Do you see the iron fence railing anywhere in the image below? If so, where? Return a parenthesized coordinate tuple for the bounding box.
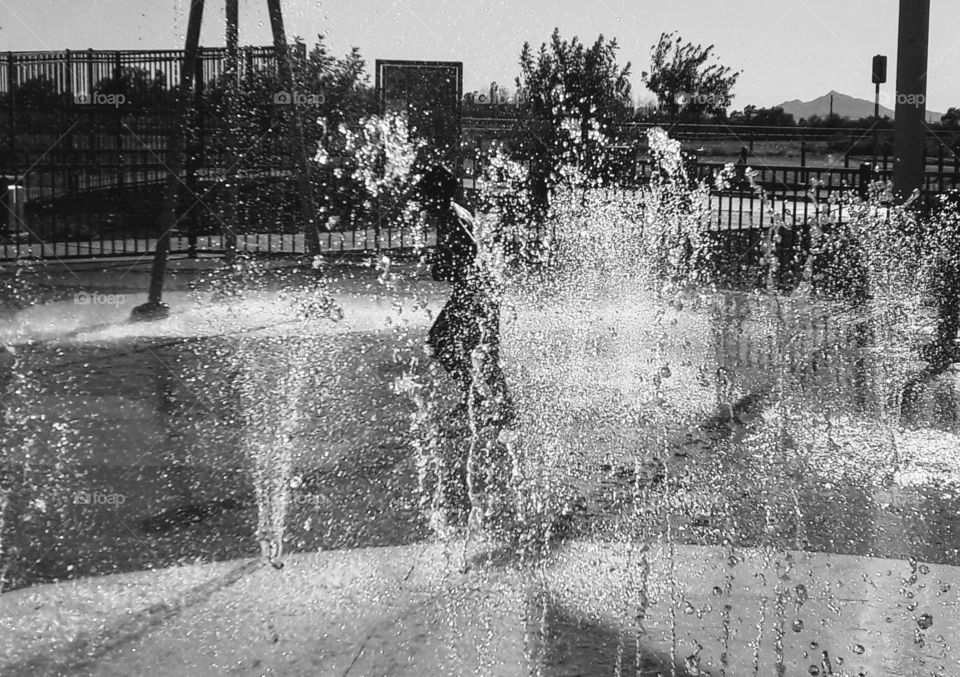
(4, 50, 960, 271)
(5, 148, 960, 263)
(1, 47, 284, 98)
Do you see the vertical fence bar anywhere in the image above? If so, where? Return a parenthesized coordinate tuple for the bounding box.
(6, 53, 14, 154)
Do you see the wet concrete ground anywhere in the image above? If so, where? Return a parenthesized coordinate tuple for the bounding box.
(3, 540, 958, 676)
(2, 264, 960, 675)
(3, 287, 959, 590)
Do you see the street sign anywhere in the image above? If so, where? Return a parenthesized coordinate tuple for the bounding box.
(872, 55, 888, 84)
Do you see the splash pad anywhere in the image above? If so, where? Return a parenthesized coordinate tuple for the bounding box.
(2, 129, 960, 675)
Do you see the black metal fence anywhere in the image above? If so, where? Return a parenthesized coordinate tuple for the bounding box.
(4, 48, 960, 269)
(1, 47, 286, 99)
(4, 139, 960, 263)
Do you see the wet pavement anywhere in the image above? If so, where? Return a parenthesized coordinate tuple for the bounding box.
(3, 540, 958, 676)
(2, 268, 960, 675)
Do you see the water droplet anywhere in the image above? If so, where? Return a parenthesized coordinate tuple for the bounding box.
(792, 619, 804, 632)
(853, 644, 865, 655)
(917, 613, 933, 630)
(808, 666, 820, 675)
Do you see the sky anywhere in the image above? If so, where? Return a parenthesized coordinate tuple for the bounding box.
(3, 0, 960, 112)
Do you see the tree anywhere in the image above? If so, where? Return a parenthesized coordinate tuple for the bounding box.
(642, 32, 740, 122)
(941, 107, 960, 128)
(10, 76, 71, 109)
(94, 67, 177, 108)
(729, 105, 796, 127)
(297, 36, 375, 134)
(200, 35, 375, 236)
(513, 28, 633, 211)
(206, 35, 373, 162)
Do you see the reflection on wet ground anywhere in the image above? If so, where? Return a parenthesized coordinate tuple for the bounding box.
(2, 332, 430, 589)
(527, 593, 697, 676)
(2, 292, 958, 593)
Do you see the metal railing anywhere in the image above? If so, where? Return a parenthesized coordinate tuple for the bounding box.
(1, 47, 285, 98)
(4, 50, 960, 267)
(5, 149, 960, 263)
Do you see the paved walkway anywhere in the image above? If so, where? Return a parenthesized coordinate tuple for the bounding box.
(1, 539, 957, 676)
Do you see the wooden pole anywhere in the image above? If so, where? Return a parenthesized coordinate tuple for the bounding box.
(131, 0, 205, 320)
(266, 0, 322, 254)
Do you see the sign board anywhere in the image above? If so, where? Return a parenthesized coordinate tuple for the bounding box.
(872, 55, 888, 84)
(375, 60, 463, 165)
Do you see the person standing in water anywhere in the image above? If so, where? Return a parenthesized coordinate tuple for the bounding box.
(416, 164, 516, 526)
(418, 164, 515, 424)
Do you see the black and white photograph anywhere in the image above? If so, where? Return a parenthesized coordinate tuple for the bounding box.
(1, 1, 959, 674)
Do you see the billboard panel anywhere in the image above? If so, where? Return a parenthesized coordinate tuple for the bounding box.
(375, 60, 463, 166)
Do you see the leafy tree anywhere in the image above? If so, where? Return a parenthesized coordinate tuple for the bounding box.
(729, 105, 796, 127)
(94, 67, 176, 108)
(296, 37, 375, 133)
(194, 36, 374, 237)
(513, 28, 633, 211)
(642, 32, 740, 122)
(10, 76, 71, 109)
(206, 35, 373, 163)
(941, 107, 960, 128)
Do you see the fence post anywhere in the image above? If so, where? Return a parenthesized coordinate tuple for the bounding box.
(115, 51, 125, 192)
(85, 48, 94, 95)
(954, 141, 959, 184)
(6, 52, 14, 155)
(244, 47, 254, 89)
(6, 183, 26, 237)
(938, 144, 945, 191)
(64, 49, 72, 98)
(63, 49, 78, 196)
(186, 52, 205, 258)
(858, 162, 873, 199)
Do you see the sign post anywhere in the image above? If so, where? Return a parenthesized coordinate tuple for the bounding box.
(872, 54, 887, 166)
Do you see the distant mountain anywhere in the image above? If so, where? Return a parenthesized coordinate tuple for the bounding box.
(775, 90, 942, 123)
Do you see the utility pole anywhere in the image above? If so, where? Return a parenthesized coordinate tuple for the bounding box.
(872, 55, 887, 167)
(892, 0, 929, 200)
(890, 0, 958, 372)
